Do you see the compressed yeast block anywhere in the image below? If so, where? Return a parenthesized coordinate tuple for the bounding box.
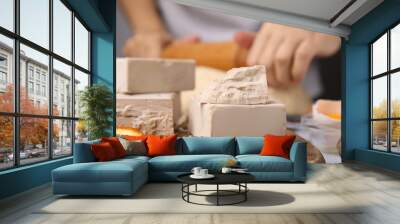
(189, 101, 286, 137)
(116, 93, 181, 135)
(117, 58, 195, 94)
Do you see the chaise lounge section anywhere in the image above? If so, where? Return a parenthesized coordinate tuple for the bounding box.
(52, 137, 307, 196)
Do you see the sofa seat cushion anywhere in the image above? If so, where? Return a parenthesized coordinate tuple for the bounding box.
(53, 159, 147, 183)
(117, 155, 150, 163)
(236, 155, 293, 172)
(149, 154, 235, 172)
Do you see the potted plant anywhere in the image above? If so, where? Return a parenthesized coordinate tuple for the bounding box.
(79, 84, 113, 140)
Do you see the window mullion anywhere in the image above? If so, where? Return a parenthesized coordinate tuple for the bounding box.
(71, 10, 76, 155)
(48, 0, 54, 160)
(13, 0, 20, 167)
(388, 30, 391, 153)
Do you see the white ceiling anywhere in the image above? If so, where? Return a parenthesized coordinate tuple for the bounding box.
(225, 0, 352, 21)
(173, 0, 384, 38)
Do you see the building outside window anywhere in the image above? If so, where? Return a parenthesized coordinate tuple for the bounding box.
(0, 0, 91, 170)
(370, 22, 400, 154)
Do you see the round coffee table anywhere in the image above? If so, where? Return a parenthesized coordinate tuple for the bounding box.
(177, 173, 255, 206)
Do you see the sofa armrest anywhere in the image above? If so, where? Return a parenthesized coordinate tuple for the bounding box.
(289, 141, 307, 181)
(73, 141, 98, 163)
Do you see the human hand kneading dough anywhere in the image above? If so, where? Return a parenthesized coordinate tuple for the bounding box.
(235, 23, 341, 88)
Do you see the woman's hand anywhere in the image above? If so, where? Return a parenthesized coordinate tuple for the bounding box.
(235, 23, 341, 88)
(124, 31, 171, 58)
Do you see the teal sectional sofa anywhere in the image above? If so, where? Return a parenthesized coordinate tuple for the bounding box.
(52, 137, 307, 196)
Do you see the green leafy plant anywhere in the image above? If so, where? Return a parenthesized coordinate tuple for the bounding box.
(79, 84, 113, 140)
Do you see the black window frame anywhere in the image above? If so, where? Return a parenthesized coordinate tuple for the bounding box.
(370, 21, 400, 154)
(0, 0, 92, 171)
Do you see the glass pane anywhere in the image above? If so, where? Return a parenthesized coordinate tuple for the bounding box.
(372, 33, 387, 76)
(74, 69, 89, 118)
(53, 0, 72, 60)
(391, 72, 400, 118)
(372, 76, 387, 119)
(20, 44, 49, 115)
(372, 121, 388, 151)
(0, 0, 14, 31)
(391, 24, 400, 70)
(20, 0, 49, 49)
(53, 59, 72, 117)
(391, 120, 400, 153)
(75, 120, 88, 143)
(0, 116, 14, 170)
(0, 35, 14, 112)
(74, 18, 89, 70)
(53, 119, 72, 157)
(20, 117, 49, 165)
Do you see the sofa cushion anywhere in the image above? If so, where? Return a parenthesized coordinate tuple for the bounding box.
(149, 154, 235, 172)
(177, 137, 236, 155)
(119, 138, 147, 156)
(91, 142, 118, 161)
(147, 135, 177, 157)
(236, 155, 293, 172)
(236, 137, 263, 155)
(260, 134, 296, 159)
(53, 159, 147, 183)
(101, 137, 127, 158)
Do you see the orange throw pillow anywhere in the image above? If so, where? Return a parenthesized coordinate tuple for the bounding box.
(124, 135, 147, 141)
(101, 137, 127, 158)
(260, 134, 296, 159)
(91, 142, 117, 162)
(146, 135, 177, 157)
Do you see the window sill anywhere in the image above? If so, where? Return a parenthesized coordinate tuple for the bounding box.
(0, 156, 72, 176)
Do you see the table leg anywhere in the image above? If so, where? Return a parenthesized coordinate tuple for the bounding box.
(245, 183, 247, 201)
(195, 184, 198, 192)
(187, 184, 190, 202)
(217, 184, 219, 206)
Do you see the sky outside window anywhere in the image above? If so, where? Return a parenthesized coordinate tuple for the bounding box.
(0, 0, 14, 31)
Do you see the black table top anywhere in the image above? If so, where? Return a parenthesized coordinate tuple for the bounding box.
(177, 172, 255, 185)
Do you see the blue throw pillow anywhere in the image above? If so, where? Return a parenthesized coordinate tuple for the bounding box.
(236, 137, 264, 155)
(178, 137, 235, 155)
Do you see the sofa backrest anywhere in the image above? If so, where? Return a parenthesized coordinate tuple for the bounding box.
(73, 139, 100, 163)
(235, 137, 264, 155)
(177, 137, 236, 155)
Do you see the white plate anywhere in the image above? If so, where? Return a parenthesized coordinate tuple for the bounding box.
(190, 174, 215, 179)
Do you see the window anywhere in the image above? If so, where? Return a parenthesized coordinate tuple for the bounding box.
(0, 72, 7, 84)
(42, 85, 46, 97)
(35, 84, 40, 95)
(371, 23, 400, 154)
(28, 67, 34, 80)
(28, 81, 34, 94)
(0, 54, 7, 67)
(35, 70, 40, 81)
(0, 0, 91, 170)
(0, 35, 13, 113)
(74, 18, 90, 70)
(20, 0, 49, 49)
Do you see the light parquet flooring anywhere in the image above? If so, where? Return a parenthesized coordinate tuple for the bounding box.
(1, 162, 400, 224)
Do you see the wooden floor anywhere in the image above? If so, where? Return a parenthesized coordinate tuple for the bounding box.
(1, 163, 400, 224)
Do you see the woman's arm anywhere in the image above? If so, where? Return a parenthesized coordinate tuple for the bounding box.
(119, 0, 171, 57)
